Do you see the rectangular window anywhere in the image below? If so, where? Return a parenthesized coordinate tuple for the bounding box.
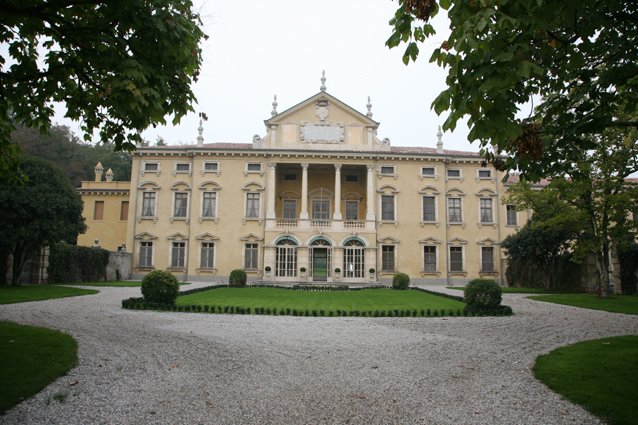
(139, 242, 153, 267)
(345, 201, 359, 220)
(447, 169, 461, 178)
(202, 192, 217, 218)
(449, 246, 463, 272)
(244, 243, 258, 270)
(283, 172, 298, 181)
(283, 199, 297, 219)
(381, 195, 395, 221)
(144, 162, 158, 172)
(171, 242, 186, 268)
(173, 192, 188, 217)
(422, 196, 436, 222)
(93, 201, 104, 220)
(200, 242, 215, 268)
(447, 198, 462, 223)
(142, 192, 156, 217)
(506, 204, 517, 226)
(312, 200, 330, 220)
(482, 246, 494, 272)
(478, 169, 492, 179)
(203, 162, 219, 172)
(381, 245, 395, 272)
(380, 166, 395, 175)
(423, 246, 436, 272)
(421, 167, 435, 176)
(345, 175, 359, 182)
(247, 163, 262, 172)
(246, 193, 260, 218)
(480, 198, 493, 223)
(120, 201, 129, 221)
(176, 163, 190, 172)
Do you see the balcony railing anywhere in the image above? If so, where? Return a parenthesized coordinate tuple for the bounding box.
(276, 218, 298, 228)
(344, 220, 365, 229)
(310, 219, 331, 228)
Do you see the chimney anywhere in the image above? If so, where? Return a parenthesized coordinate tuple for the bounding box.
(94, 162, 104, 182)
(105, 168, 114, 182)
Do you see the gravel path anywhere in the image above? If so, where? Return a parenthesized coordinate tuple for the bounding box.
(1, 284, 637, 425)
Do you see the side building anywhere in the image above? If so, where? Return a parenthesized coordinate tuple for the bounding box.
(79, 88, 531, 285)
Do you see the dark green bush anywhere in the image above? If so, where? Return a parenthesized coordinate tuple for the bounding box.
(48, 241, 110, 283)
(229, 269, 247, 287)
(464, 279, 502, 309)
(141, 270, 179, 305)
(392, 272, 410, 290)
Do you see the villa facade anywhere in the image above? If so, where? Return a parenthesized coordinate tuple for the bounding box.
(78, 87, 531, 285)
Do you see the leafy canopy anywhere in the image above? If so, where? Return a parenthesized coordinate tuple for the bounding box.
(0, 1, 206, 178)
(387, 0, 638, 180)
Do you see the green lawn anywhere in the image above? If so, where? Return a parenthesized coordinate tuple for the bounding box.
(528, 294, 638, 315)
(62, 281, 191, 287)
(0, 321, 78, 413)
(0, 285, 98, 304)
(177, 287, 465, 314)
(534, 335, 638, 425)
(447, 286, 549, 294)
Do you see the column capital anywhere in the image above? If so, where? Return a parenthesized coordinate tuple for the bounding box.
(367, 164, 376, 172)
(334, 164, 342, 171)
(301, 163, 309, 170)
(268, 162, 277, 170)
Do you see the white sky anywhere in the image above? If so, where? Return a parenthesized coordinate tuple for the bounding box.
(55, 0, 476, 152)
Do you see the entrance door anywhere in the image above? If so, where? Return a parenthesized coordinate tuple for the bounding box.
(312, 248, 328, 281)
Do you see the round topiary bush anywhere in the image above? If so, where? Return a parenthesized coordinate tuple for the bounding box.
(229, 269, 247, 287)
(392, 272, 410, 290)
(141, 270, 179, 305)
(463, 279, 502, 313)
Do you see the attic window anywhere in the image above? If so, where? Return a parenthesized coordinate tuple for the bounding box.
(345, 175, 359, 183)
(283, 173, 298, 181)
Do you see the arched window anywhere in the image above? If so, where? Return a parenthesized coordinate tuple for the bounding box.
(343, 238, 365, 278)
(276, 238, 298, 277)
(309, 237, 332, 281)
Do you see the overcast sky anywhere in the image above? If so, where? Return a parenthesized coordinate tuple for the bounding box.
(55, 0, 476, 152)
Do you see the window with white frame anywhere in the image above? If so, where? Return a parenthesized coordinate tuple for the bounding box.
(175, 163, 190, 173)
(447, 169, 461, 178)
(245, 193, 260, 218)
(312, 200, 330, 220)
(200, 242, 215, 268)
(244, 243, 259, 270)
(479, 198, 493, 223)
(506, 204, 517, 226)
(478, 169, 492, 179)
(345, 200, 359, 220)
(142, 192, 156, 217)
(144, 162, 159, 172)
(421, 167, 436, 177)
(275, 239, 297, 277)
(447, 197, 462, 223)
(380, 165, 395, 176)
(202, 192, 217, 218)
(481, 246, 494, 272)
(449, 246, 463, 272)
(283, 199, 297, 219)
(423, 246, 437, 272)
(171, 242, 186, 268)
(246, 163, 262, 173)
(381, 245, 395, 272)
(381, 195, 395, 221)
(203, 161, 219, 172)
(173, 192, 188, 217)
(422, 196, 436, 222)
(139, 241, 153, 267)
(343, 239, 365, 278)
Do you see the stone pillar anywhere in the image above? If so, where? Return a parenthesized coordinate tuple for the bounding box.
(266, 162, 276, 219)
(333, 164, 342, 220)
(300, 163, 309, 220)
(366, 165, 375, 222)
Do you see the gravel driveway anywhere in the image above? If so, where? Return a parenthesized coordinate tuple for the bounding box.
(1, 284, 637, 425)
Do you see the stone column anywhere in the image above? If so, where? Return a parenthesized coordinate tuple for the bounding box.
(366, 165, 376, 222)
(300, 163, 309, 220)
(333, 164, 342, 220)
(266, 162, 276, 219)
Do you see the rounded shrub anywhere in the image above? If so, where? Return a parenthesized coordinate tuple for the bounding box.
(229, 269, 247, 287)
(392, 272, 410, 290)
(141, 270, 179, 305)
(265, 266, 271, 272)
(463, 279, 503, 314)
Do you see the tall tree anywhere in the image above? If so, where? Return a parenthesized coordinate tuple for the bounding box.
(0, 1, 206, 180)
(0, 156, 86, 285)
(387, 0, 638, 180)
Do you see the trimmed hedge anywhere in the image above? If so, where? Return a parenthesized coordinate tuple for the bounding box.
(463, 279, 512, 316)
(48, 242, 109, 283)
(392, 272, 410, 290)
(229, 269, 247, 287)
(141, 270, 179, 305)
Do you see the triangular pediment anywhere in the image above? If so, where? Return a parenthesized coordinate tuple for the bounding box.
(135, 232, 157, 240)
